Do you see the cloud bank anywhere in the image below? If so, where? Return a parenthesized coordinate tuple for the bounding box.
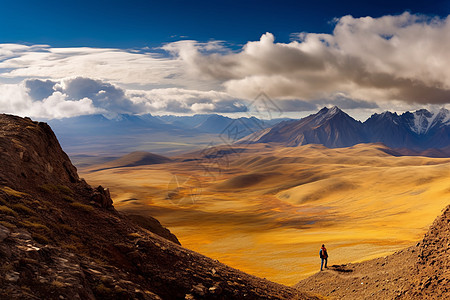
(1, 12, 450, 118)
(165, 12, 450, 105)
(0, 77, 248, 119)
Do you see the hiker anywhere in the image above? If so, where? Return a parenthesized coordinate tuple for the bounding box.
(320, 244, 328, 271)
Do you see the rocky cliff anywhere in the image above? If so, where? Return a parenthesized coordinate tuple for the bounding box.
(0, 114, 319, 299)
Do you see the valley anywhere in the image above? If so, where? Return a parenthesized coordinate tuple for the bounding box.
(79, 143, 450, 285)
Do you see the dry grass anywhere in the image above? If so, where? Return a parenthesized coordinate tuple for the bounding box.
(11, 203, 34, 215)
(0, 220, 16, 229)
(56, 185, 73, 195)
(39, 184, 73, 196)
(62, 195, 74, 203)
(0, 263, 13, 272)
(70, 202, 94, 212)
(0, 205, 18, 217)
(1, 186, 29, 197)
(95, 283, 113, 295)
(20, 220, 51, 233)
(32, 233, 49, 244)
(54, 223, 74, 233)
(128, 232, 142, 238)
(50, 280, 65, 288)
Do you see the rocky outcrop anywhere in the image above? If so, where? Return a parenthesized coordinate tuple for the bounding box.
(90, 185, 113, 209)
(125, 214, 181, 245)
(0, 114, 319, 300)
(408, 205, 450, 298)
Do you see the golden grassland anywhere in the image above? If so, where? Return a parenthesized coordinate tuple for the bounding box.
(79, 143, 450, 285)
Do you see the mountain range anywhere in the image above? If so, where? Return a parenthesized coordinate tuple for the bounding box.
(47, 113, 290, 157)
(241, 106, 450, 150)
(48, 113, 289, 138)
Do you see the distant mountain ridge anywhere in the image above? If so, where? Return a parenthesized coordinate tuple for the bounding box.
(241, 106, 450, 150)
(47, 113, 292, 156)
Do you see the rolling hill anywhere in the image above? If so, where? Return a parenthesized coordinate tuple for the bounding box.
(0, 113, 318, 299)
(89, 151, 172, 172)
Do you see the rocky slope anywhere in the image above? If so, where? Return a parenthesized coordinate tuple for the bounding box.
(0, 114, 320, 299)
(295, 205, 450, 299)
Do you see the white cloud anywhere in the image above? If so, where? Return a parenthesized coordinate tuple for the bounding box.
(0, 82, 99, 119)
(127, 87, 248, 114)
(0, 44, 184, 88)
(1, 12, 450, 119)
(0, 77, 249, 119)
(165, 12, 450, 105)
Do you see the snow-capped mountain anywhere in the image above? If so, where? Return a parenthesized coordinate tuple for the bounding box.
(240, 107, 450, 150)
(407, 108, 450, 135)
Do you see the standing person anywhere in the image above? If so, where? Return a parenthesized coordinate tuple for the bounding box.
(320, 244, 328, 271)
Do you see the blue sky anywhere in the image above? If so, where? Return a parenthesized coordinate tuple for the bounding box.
(1, 0, 449, 48)
(1, 1, 450, 120)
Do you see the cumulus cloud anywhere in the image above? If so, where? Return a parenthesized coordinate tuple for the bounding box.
(127, 87, 248, 114)
(0, 77, 249, 119)
(164, 12, 450, 105)
(0, 82, 99, 119)
(2, 12, 450, 119)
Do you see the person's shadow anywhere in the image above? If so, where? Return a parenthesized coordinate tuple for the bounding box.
(329, 264, 353, 273)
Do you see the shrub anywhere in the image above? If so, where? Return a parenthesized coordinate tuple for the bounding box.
(0, 205, 18, 217)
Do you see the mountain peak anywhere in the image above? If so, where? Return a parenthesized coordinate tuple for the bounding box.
(328, 105, 341, 114)
(312, 106, 346, 125)
(414, 108, 433, 118)
(318, 106, 341, 115)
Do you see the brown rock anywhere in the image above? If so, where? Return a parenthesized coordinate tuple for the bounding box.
(90, 185, 113, 208)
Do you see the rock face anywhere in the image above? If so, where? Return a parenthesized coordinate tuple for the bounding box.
(295, 205, 450, 299)
(0, 115, 80, 189)
(125, 214, 181, 245)
(90, 185, 113, 208)
(0, 114, 318, 300)
(409, 205, 450, 298)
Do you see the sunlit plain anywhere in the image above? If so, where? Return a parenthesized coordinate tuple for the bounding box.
(80, 143, 450, 285)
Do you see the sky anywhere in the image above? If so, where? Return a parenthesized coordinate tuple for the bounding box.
(1, 0, 450, 120)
